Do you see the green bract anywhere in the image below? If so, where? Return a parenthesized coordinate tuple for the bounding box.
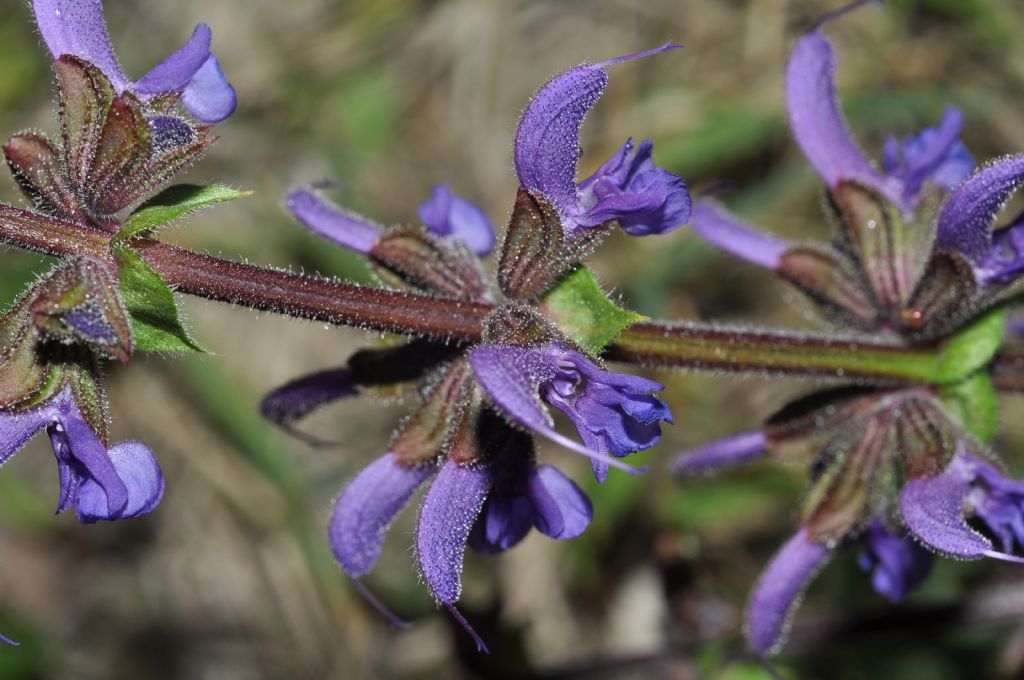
(932, 307, 1007, 385)
(114, 246, 204, 353)
(115, 184, 251, 244)
(540, 266, 645, 355)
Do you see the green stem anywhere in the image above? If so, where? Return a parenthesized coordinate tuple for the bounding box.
(606, 321, 951, 383)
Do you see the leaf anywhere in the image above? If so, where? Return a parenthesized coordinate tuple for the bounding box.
(939, 371, 999, 443)
(932, 307, 1006, 384)
(540, 266, 645, 355)
(114, 245, 204, 353)
(115, 184, 251, 243)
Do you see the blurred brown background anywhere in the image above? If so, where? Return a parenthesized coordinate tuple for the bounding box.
(3, 0, 1024, 678)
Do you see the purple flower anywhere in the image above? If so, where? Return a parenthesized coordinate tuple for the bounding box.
(327, 408, 594, 652)
(673, 430, 768, 475)
(936, 155, 1024, 285)
(747, 529, 830, 656)
(900, 449, 1024, 563)
(857, 521, 933, 604)
(468, 343, 671, 481)
(417, 185, 496, 256)
(33, 0, 236, 123)
(693, 18, 975, 273)
(469, 457, 592, 554)
(1, 387, 163, 523)
(785, 21, 971, 214)
(746, 522, 930, 655)
(287, 184, 495, 256)
(259, 367, 357, 440)
(273, 45, 683, 653)
(514, 45, 690, 238)
(416, 458, 491, 651)
(882, 108, 973, 203)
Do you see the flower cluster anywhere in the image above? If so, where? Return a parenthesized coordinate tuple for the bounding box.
(0, 0, 240, 643)
(4, 0, 1024, 666)
(262, 47, 687, 649)
(676, 8, 1024, 656)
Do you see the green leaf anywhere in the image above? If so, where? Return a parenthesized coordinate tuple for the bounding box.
(114, 245, 204, 353)
(115, 184, 251, 243)
(939, 371, 999, 443)
(932, 307, 1007, 384)
(540, 267, 645, 354)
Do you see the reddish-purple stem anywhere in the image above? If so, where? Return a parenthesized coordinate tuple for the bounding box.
(1, 204, 1018, 387)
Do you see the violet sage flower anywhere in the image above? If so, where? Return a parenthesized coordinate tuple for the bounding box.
(0, 260, 163, 527)
(515, 44, 690, 239)
(2, 387, 163, 523)
(265, 45, 685, 652)
(675, 384, 968, 655)
(287, 184, 496, 258)
(33, 0, 236, 123)
(469, 342, 671, 482)
(857, 521, 933, 604)
(686, 9, 1024, 341)
(668, 4, 1024, 656)
(900, 449, 1024, 562)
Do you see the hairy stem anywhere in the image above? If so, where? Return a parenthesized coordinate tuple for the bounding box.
(139, 242, 491, 340)
(607, 321, 943, 382)
(0, 206, 988, 383)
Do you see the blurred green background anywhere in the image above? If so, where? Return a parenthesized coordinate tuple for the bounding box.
(3, 0, 1024, 678)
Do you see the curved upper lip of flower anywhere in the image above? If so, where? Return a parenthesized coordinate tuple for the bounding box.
(32, 0, 237, 123)
(512, 44, 691, 238)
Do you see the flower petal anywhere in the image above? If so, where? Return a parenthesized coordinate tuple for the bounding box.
(77, 440, 164, 522)
(885, 107, 972, 201)
(260, 367, 356, 427)
(0, 407, 50, 464)
(181, 54, 237, 124)
(747, 528, 831, 656)
(528, 464, 592, 539)
(981, 210, 1024, 284)
(899, 454, 991, 558)
(936, 154, 1024, 274)
(469, 494, 534, 554)
(858, 521, 933, 603)
(674, 430, 768, 475)
(286, 187, 384, 254)
(52, 416, 128, 517)
(33, 0, 130, 90)
(133, 24, 212, 95)
(417, 185, 496, 256)
(329, 452, 434, 577)
(469, 345, 648, 475)
(514, 64, 607, 218)
(417, 460, 490, 604)
(690, 201, 789, 270)
(514, 45, 681, 221)
(468, 345, 555, 433)
(785, 32, 898, 204)
(576, 139, 691, 236)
